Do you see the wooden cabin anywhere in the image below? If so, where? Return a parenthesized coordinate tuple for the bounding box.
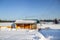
(0, 20, 37, 30)
(15, 20, 37, 30)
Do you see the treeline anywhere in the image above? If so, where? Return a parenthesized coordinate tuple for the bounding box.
(40, 19, 60, 24)
(0, 19, 15, 22)
(0, 19, 60, 24)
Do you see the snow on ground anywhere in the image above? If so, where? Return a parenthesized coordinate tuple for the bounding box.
(0, 29, 47, 40)
(37, 24, 60, 29)
(1, 23, 60, 40)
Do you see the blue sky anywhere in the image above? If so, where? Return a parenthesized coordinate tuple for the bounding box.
(0, 0, 60, 20)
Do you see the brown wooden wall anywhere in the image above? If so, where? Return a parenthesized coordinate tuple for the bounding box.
(16, 23, 37, 29)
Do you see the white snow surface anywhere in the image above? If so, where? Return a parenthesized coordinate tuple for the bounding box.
(0, 29, 47, 40)
(37, 24, 60, 29)
(0, 23, 13, 26)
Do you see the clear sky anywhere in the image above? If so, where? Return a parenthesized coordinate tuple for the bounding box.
(0, 0, 60, 20)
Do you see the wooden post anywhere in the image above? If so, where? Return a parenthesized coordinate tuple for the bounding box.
(30, 24, 31, 29)
(23, 24, 24, 29)
(15, 24, 17, 30)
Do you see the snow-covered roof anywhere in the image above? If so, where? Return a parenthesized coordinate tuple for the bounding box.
(0, 23, 13, 26)
(15, 20, 37, 24)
